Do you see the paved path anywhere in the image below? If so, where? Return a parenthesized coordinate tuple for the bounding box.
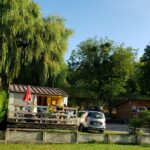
(106, 123, 128, 132)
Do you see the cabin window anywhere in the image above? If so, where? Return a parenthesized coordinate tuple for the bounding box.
(37, 96, 47, 106)
(37, 96, 63, 106)
(51, 99, 57, 105)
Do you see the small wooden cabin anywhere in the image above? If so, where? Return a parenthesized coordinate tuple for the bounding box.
(116, 99, 150, 122)
(8, 84, 68, 119)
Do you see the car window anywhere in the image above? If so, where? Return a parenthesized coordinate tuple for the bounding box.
(88, 112, 104, 119)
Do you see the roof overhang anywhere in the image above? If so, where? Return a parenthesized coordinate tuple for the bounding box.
(9, 84, 68, 97)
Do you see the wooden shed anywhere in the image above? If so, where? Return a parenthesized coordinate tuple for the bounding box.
(8, 84, 68, 119)
(116, 99, 150, 122)
(7, 84, 78, 130)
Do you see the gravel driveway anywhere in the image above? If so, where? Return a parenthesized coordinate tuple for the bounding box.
(106, 123, 129, 132)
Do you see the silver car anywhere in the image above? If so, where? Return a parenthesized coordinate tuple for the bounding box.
(78, 111, 106, 133)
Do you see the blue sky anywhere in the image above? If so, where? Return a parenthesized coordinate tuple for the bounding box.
(34, 0, 150, 60)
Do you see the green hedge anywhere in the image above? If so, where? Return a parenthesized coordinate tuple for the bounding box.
(130, 110, 150, 128)
(0, 91, 8, 122)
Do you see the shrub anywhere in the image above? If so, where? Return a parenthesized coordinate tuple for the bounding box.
(130, 117, 143, 128)
(129, 110, 150, 128)
(0, 91, 8, 122)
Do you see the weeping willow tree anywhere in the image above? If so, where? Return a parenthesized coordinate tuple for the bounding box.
(0, 0, 43, 88)
(39, 16, 72, 86)
(15, 16, 73, 87)
(0, 0, 73, 88)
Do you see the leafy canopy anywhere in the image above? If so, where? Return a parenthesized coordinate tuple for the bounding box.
(140, 45, 150, 94)
(0, 0, 73, 88)
(68, 38, 135, 106)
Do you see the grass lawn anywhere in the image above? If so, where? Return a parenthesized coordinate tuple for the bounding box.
(0, 144, 150, 150)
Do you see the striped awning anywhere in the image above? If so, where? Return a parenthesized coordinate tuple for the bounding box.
(9, 84, 68, 96)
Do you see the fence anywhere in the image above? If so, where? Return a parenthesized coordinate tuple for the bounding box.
(0, 128, 150, 144)
(7, 105, 78, 130)
(129, 127, 150, 135)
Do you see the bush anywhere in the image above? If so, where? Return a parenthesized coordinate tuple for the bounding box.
(130, 117, 143, 128)
(129, 110, 150, 128)
(0, 91, 8, 129)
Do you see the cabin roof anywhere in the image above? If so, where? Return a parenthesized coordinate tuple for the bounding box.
(116, 99, 150, 107)
(9, 84, 68, 96)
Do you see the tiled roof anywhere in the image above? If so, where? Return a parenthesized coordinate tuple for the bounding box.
(9, 84, 68, 96)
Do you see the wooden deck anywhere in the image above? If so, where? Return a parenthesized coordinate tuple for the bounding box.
(7, 122, 77, 130)
(7, 105, 78, 130)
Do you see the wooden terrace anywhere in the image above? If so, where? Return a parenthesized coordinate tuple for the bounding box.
(7, 105, 78, 130)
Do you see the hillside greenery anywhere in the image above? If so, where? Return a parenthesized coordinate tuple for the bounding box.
(0, 90, 8, 122)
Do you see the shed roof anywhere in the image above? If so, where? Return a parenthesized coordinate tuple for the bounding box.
(116, 99, 150, 107)
(9, 84, 68, 96)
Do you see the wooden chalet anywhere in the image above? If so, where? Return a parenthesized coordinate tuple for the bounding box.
(116, 99, 150, 122)
(7, 84, 78, 130)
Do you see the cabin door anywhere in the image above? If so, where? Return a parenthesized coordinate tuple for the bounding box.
(37, 96, 47, 106)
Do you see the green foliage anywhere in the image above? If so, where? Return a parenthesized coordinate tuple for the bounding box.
(65, 80, 100, 107)
(37, 16, 72, 86)
(140, 45, 150, 94)
(130, 117, 144, 128)
(14, 16, 73, 87)
(130, 111, 150, 128)
(0, 0, 43, 85)
(0, 90, 8, 122)
(0, 1, 73, 88)
(68, 38, 136, 107)
(126, 62, 142, 94)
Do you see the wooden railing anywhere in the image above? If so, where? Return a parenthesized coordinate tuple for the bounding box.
(129, 126, 150, 135)
(8, 105, 78, 126)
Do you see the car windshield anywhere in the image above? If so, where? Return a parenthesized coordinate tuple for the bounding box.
(88, 112, 104, 119)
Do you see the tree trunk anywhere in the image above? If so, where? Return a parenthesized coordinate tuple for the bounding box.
(108, 106, 113, 118)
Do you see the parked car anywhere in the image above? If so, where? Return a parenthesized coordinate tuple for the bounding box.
(78, 110, 106, 133)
